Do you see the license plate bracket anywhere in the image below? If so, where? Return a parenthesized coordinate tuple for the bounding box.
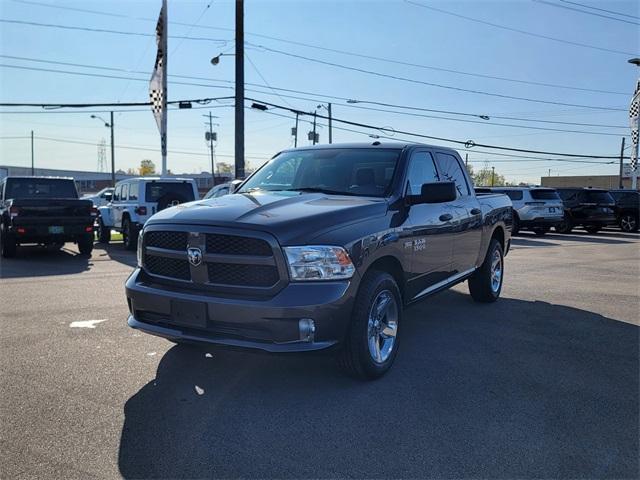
(170, 300, 207, 328)
(48, 226, 64, 234)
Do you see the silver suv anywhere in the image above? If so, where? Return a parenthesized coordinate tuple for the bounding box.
(484, 187, 564, 235)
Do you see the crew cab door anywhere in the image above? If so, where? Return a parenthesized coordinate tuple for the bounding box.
(404, 150, 455, 299)
(433, 151, 483, 273)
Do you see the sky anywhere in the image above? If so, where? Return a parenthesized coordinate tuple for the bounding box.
(0, 0, 638, 184)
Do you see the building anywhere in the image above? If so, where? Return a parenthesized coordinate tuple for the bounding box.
(0, 165, 232, 195)
(540, 175, 639, 190)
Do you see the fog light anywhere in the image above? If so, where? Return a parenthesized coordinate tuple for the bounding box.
(299, 318, 315, 342)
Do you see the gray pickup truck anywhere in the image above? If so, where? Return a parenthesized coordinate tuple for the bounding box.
(125, 143, 512, 379)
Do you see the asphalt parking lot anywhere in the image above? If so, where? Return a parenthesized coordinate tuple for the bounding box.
(1, 229, 638, 479)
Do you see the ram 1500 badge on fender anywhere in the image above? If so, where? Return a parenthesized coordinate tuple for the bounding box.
(125, 143, 512, 379)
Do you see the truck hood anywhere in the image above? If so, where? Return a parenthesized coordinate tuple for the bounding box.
(146, 191, 388, 244)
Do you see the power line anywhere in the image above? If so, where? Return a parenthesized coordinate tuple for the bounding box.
(2, 54, 629, 129)
(170, 1, 214, 55)
(0, 96, 234, 108)
(0, 18, 230, 43)
(248, 44, 627, 111)
(533, 0, 640, 25)
(556, 0, 640, 20)
(8, 0, 631, 95)
(247, 97, 628, 159)
(404, 0, 639, 56)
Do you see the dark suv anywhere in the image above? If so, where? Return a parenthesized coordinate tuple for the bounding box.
(555, 188, 617, 234)
(609, 190, 639, 233)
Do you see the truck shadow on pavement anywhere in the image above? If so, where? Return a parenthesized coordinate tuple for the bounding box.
(514, 231, 637, 246)
(0, 246, 91, 279)
(118, 290, 639, 479)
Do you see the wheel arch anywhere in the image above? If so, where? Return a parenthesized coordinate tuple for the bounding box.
(491, 225, 505, 252)
(362, 255, 406, 302)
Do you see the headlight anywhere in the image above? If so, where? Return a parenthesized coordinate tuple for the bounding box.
(284, 246, 355, 281)
(136, 230, 144, 267)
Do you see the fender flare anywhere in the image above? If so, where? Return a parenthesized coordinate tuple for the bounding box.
(98, 206, 115, 227)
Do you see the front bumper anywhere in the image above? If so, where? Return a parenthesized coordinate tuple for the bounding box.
(125, 268, 358, 353)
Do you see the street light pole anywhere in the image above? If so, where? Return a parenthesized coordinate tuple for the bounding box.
(619, 137, 626, 189)
(30, 130, 34, 175)
(312, 112, 317, 145)
(235, 0, 245, 179)
(328, 103, 332, 144)
(294, 112, 299, 148)
(109, 111, 115, 187)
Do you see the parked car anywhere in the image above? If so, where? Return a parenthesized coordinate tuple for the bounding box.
(203, 180, 243, 199)
(125, 143, 512, 379)
(0, 176, 96, 258)
(82, 187, 114, 208)
(97, 177, 199, 250)
(555, 188, 617, 234)
(609, 190, 639, 233)
(476, 186, 563, 236)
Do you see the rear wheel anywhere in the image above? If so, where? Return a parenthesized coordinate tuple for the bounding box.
(585, 226, 601, 234)
(511, 212, 520, 236)
(97, 218, 111, 244)
(555, 218, 573, 234)
(468, 238, 503, 303)
(122, 218, 138, 251)
(77, 234, 94, 256)
(620, 214, 638, 233)
(0, 227, 17, 258)
(338, 271, 401, 380)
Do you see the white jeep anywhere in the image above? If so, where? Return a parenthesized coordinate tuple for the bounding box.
(97, 177, 199, 249)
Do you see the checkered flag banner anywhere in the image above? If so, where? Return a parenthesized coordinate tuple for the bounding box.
(630, 78, 639, 171)
(149, 0, 166, 134)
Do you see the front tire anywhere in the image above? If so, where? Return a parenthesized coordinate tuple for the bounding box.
(338, 271, 402, 380)
(468, 238, 504, 303)
(97, 218, 111, 244)
(122, 218, 138, 251)
(620, 214, 638, 233)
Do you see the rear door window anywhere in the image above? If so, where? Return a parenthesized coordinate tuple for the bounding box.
(434, 152, 470, 196)
(122, 184, 129, 201)
(584, 191, 614, 203)
(530, 189, 560, 200)
(113, 185, 122, 202)
(128, 183, 138, 201)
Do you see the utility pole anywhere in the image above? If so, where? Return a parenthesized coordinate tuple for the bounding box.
(465, 153, 468, 168)
(619, 137, 626, 189)
(294, 112, 299, 148)
(30, 130, 34, 175)
(207, 112, 216, 182)
(234, 0, 245, 179)
(312, 112, 317, 145)
(491, 166, 495, 187)
(110, 111, 116, 187)
(328, 103, 332, 144)
(548, 168, 551, 178)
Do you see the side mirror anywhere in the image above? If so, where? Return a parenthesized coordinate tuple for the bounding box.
(104, 193, 113, 201)
(409, 181, 457, 205)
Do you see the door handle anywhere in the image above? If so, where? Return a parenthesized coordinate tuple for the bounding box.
(470, 208, 481, 215)
(439, 213, 453, 222)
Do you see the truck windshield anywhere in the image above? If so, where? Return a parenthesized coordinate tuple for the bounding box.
(5, 178, 77, 199)
(238, 148, 401, 197)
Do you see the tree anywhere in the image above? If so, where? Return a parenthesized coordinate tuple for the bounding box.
(466, 164, 508, 187)
(216, 162, 233, 175)
(139, 159, 156, 176)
